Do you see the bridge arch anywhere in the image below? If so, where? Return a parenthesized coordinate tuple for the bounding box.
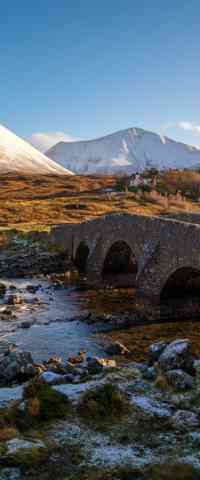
(102, 240, 138, 287)
(160, 266, 200, 300)
(74, 241, 90, 274)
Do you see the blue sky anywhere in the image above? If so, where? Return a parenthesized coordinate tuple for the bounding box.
(0, 1, 200, 150)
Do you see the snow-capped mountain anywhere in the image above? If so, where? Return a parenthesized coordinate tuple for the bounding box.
(46, 127, 200, 175)
(0, 124, 73, 175)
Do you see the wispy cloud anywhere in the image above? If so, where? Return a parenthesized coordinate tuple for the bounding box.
(164, 121, 200, 136)
(29, 131, 76, 153)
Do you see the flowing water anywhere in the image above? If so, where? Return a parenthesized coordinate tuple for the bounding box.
(1, 276, 200, 363)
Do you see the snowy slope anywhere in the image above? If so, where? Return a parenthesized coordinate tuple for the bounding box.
(46, 127, 200, 174)
(0, 124, 73, 175)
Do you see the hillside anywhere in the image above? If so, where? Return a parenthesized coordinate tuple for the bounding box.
(0, 124, 73, 175)
(46, 127, 200, 174)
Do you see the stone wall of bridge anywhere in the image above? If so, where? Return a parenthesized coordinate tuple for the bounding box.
(51, 213, 200, 299)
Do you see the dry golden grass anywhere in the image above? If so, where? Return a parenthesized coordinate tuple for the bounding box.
(0, 426, 18, 441)
(0, 173, 200, 232)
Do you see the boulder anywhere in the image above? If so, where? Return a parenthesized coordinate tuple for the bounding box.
(148, 340, 168, 365)
(0, 351, 37, 383)
(165, 369, 194, 391)
(171, 410, 199, 431)
(106, 341, 130, 356)
(158, 339, 195, 374)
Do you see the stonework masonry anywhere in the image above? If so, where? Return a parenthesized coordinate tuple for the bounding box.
(51, 213, 200, 299)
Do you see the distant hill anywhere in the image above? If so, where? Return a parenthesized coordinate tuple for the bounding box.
(0, 124, 73, 175)
(46, 127, 200, 175)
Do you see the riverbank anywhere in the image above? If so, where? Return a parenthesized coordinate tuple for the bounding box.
(0, 338, 200, 479)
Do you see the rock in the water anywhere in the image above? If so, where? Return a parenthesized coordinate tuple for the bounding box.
(87, 356, 116, 374)
(106, 341, 130, 356)
(0, 351, 37, 383)
(6, 294, 23, 306)
(68, 351, 85, 364)
(148, 340, 168, 365)
(0, 341, 16, 357)
(26, 284, 40, 293)
(165, 369, 194, 391)
(171, 410, 199, 430)
(158, 339, 195, 374)
(0, 282, 6, 297)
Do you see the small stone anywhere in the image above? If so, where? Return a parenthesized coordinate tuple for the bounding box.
(20, 321, 32, 329)
(26, 285, 40, 293)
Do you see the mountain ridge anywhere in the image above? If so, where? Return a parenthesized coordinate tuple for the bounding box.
(46, 127, 200, 175)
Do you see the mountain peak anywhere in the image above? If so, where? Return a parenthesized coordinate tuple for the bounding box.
(0, 124, 74, 175)
(46, 127, 200, 175)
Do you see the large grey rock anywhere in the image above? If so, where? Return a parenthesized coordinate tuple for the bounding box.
(165, 369, 194, 391)
(171, 410, 199, 431)
(0, 351, 37, 383)
(148, 340, 168, 365)
(158, 339, 195, 374)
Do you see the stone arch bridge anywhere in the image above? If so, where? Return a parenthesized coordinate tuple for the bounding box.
(51, 213, 200, 300)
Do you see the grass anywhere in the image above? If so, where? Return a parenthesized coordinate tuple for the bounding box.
(78, 383, 130, 423)
(1, 172, 200, 233)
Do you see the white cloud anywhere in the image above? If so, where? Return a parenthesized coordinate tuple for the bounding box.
(29, 131, 76, 153)
(164, 121, 200, 136)
(176, 121, 200, 135)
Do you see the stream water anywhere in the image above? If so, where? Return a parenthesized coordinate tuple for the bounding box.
(1, 276, 200, 363)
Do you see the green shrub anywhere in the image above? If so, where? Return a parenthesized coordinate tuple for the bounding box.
(78, 383, 129, 422)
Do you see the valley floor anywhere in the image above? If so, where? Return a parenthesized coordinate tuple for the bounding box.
(1, 174, 200, 232)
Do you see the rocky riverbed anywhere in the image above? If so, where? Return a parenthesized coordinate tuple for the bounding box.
(1, 279, 200, 478)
